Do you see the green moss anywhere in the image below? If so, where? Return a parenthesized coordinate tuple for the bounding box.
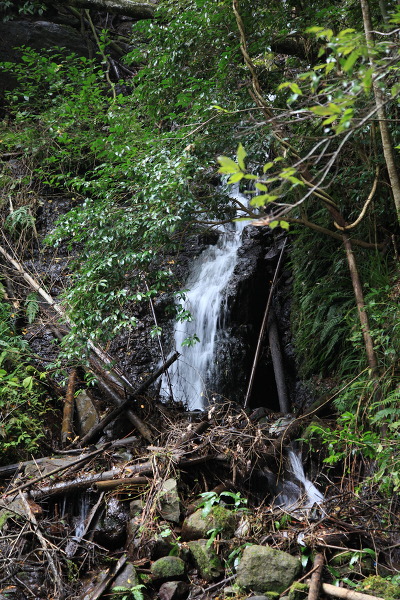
(357, 575, 400, 600)
(150, 556, 186, 581)
(288, 582, 308, 600)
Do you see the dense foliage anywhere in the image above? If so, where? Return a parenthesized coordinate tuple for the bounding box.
(0, 0, 399, 488)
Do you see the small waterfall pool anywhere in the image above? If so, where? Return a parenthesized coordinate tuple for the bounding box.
(160, 187, 248, 410)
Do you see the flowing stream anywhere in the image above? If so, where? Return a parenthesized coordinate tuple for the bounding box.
(161, 187, 248, 410)
(275, 449, 325, 515)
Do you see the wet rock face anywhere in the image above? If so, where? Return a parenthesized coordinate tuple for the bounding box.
(94, 497, 129, 549)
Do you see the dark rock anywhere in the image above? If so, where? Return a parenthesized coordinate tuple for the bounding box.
(158, 581, 189, 600)
(236, 545, 301, 594)
(187, 539, 223, 581)
(151, 556, 186, 581)
(112, 563, 139, 590)
(94, 498, 129, 549)
(0, 20, 94, 94)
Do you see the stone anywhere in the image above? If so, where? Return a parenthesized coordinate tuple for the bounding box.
(181, 506, 236, 541)
(236, 545, 301, 594)
(151, 557, 186, 581)
(94, 498, 128, 549)
(187, 539, 223, 582)
(158, 581, 189, 600)
(111, 563, 139, 590)
(75, 391, 99, 436)
(158, 478, 181, 523)
(24, 456, 77, 478)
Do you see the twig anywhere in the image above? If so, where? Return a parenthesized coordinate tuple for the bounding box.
(19, 491, 64, 598)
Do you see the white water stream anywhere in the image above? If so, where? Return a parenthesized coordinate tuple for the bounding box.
(160, 188, 248, 410)
(275, 449, 325, 515)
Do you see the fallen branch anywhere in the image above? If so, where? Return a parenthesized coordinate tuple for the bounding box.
(308, 552, 324, 600)
(93, 476, 150, 491)
(79, 351, 179, 446)
(61, 368, 77, 446)
(84, 554, 127, 600)
(3, 443, 111, 498)
(321, 583, 384, 600)
(19, 491, 64, 598)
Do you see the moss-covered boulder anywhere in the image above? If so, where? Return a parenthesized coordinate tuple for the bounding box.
(151, 556, 186, 581)
(188, 539, 224, 581)
(236, 545, 301, 594)
(357, 575, 400, 600)
(181, 506, 237, 541)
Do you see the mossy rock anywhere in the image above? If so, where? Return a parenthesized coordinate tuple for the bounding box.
(181, 506, 237, 541)
(187, 539, 223, 581)
(236, 545, 301, 594)
(151, 556, 186, 581)
(357, 575, 400, 600)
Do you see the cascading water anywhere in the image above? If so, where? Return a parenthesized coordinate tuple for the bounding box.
(275, 449, 325, 515)
(160, 187, 248, 410)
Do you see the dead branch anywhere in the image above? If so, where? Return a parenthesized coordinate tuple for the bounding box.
(84, 554, 127, 600)
(61, 368, 77, 446)
(93, 476, 150, 491)
(79, 351, 179, 446)
(321, 583, 384, 600)
(52, 0, 156, 19)
(308, 552, 324, 600)
(19, 491, 64, 598)
(3, 443, 111, 498)
(268, 309, 289, 414)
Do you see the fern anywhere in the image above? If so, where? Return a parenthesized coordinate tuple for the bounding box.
(25, 293, 39, 324)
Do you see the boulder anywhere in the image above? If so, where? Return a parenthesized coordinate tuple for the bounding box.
(181, 506, 236, 541)
(187, 539, 223, 581)
(75, 391, 99, 435)
(111, 562, 139, 590)
(158, 478, 181, 523)
(236, 545, 301, 594)
(158, 581, 189, 600)
(151, 557, 186, 582)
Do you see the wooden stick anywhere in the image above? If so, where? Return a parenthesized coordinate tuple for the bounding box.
(268, 309, 289, 413)
(61, 368, 77, 446)
(308, 552, 324, 600)
(85, 554, 127, 600)
(78, 352, 179, 446)
(321, 583, 384, 600)
(244, 238, 287, 408)
(93, 476, 150, 491)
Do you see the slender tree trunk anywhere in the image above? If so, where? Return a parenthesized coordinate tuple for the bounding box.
(342, 234, 378, 373)
(360, 0, 400, 223)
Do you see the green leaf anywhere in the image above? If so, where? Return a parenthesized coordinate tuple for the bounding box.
(228, 172, 244, 183)
(237, 143, 247, 171)
(255, 182, 268, 191)
(217, 156, 241, 174)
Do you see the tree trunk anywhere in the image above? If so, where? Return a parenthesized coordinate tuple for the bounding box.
(342, 234, 378, 373)
(360, 0, 400, 223)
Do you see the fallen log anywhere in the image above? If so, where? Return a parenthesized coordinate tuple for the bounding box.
(3, 443, 111, 498)
(0, 436, 138, 478)
(93, 476, 150, 491)
(61, 368, 77, 446)
(321, 583, 384, 600)
(308, 552, 324, 600)
(30, 454, 226, 499)
(79, 351, 179, 446)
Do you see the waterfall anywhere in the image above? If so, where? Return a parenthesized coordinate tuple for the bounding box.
(274, 449, 324, 515)
(160, 187, 248, 410)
